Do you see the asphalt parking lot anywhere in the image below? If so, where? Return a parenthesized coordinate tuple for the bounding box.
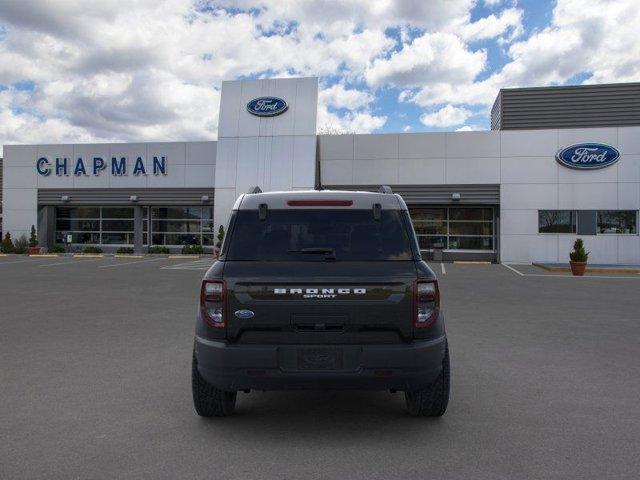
(1, 256, 639, 479)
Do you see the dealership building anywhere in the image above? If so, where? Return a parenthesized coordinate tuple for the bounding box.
(1, 78, 639, 264)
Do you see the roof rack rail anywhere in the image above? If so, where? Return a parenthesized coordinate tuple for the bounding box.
(378, 185, 393, 194)
(247, 186, 262, 194)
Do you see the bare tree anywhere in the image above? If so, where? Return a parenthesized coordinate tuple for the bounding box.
(317, 124, 355, 135)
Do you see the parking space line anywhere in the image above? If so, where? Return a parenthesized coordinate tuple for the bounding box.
(502, 263, 640, 280)
(502, 263, 525, 276)
(441, 263, 446, 275)
(39, 258, 106, 267)
(98, 257, 166, 269)
(0, 258, 53, 266)
(161, 258, 215, 270)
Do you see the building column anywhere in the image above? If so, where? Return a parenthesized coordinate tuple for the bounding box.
(133, 206, 144, 253)
(37, 206, 56, 248)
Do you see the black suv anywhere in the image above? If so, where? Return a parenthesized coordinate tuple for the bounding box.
(192, 188, 449, 417)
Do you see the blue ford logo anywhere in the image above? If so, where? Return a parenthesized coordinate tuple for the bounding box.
(556, 143, 620, 170)
(246, 97, 288, 117)
(234, 309, 255, 319)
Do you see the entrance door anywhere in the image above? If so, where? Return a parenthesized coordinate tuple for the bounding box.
(408, 206, 497, 261)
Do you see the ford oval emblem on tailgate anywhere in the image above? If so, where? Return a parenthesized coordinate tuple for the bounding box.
(234, 310, 255, 319)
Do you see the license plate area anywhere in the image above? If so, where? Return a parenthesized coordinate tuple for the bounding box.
(297, 347, 343, 370)
(278, 346, 361, 372)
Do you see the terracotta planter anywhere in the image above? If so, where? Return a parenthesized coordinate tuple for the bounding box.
(569, 261, 587, 276)
(27, 246, 41, 255)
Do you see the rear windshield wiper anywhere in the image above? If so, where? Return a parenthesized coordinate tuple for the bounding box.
(288, 247, 337, 260)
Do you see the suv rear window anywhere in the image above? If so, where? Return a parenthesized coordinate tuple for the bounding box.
(226, 209, 414, 261)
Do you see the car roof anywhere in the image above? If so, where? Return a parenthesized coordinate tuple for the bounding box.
(234, 189, 407, 210)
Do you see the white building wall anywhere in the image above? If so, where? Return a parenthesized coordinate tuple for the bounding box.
(213, 77, 318, 230)
(2, 141, 216, 240)
(320, 127, 640, 265)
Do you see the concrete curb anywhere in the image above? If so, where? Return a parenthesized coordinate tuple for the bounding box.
(454, 261, 492, 265)
(533, 262, 640, 275)
(73, 254, 105, 258)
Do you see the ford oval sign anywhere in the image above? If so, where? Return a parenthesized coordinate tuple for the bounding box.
(234, 309, 255, 319)
(247, 97, 288, 117)
(556, 143, 620, 170)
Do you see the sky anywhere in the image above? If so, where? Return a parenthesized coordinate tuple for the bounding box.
(0, 0, 639, 154)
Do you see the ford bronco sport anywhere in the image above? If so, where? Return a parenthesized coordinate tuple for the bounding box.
(192, 188, 450, 417)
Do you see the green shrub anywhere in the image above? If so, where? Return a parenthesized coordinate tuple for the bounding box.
(569, 238, 589, 262)
(29, 225, 38, 247)
(1, 233, 14, 253)
(116, 247, 135, 254)
(82, 246, 103, 254)
(182, 244, 204, 255)
(13, 235, 29, 254)
(48, 244, 66, 253)
(148, 245, 170, 254)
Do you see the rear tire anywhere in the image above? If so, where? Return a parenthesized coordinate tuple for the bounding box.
(405, 342, 450, 417)
(192, 354, 237, 417)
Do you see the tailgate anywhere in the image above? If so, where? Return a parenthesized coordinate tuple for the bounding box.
(223, 261, 416, 344)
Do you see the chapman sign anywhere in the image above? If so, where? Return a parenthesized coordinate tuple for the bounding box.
(36, 156, 167, 177)
(556, 143, 620, 170)
(246, 97, 288, 117)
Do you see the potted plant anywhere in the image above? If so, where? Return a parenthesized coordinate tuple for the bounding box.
(569, 238, 589, 276)
(28, 225, 41, 255)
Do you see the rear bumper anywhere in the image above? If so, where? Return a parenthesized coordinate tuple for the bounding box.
(194, 334, 447, 392)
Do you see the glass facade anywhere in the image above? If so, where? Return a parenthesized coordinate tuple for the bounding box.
(56, 207, 139, 245)
(150, 206, 214, 246)
(409, 207, 495, 251)
(597, 210, 637, 234)
(55, 205, 214, 247)
(538, 210, 577, 233)
(538, 210, 638, 235)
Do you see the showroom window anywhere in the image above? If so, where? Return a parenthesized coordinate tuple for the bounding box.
(150, 206, 214, 246)
(409, 207, 494, 251)
(538, 210, 577, 233)
(56, 207, 142, 245)
(597, 210, 638, 234)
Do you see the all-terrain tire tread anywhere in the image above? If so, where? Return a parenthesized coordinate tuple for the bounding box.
(405, 342, 450, 417)
(192, 354, 237, 417)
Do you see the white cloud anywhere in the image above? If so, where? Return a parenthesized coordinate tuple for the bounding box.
(366, 32, 486, 88)
(0, 0, 473, 149)
(420, 105, 472, 127)
(0, 0, 639, 149)
(317, 104, 386, 134)
(456, 124, 484, 131)
(458, 7, 523, 42)
(319, 84, 373, 110)
(317, 82, 384, 133)
(405, 0, 640, 109)
(402, 125, 412, 132)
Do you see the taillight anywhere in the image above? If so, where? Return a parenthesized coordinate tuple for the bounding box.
(200, 280, 226, 328)
(414, 280, 440, 328)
